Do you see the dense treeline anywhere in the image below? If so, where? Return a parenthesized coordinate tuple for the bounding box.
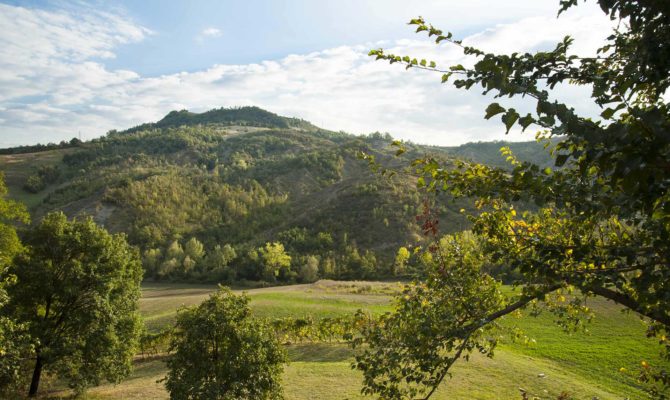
(0, 137, 82, 155)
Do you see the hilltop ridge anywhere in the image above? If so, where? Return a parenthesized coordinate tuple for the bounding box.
(122, 106, 317, 134)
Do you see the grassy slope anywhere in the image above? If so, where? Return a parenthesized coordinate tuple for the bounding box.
(0, 148, 76, 209)
(39, 281, 663, 400)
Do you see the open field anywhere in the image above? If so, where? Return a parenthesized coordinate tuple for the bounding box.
(37, 280, 664, 399)
(141, 280, 396, 331)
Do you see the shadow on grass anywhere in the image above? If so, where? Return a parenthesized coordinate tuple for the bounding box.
(287, 343, 354, 362)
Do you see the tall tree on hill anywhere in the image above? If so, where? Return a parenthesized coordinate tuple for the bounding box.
(6, 212, 143, 396)
(357, 0, 670, 397)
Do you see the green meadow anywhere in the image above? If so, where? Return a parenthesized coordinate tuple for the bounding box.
(38, 280, 662, 399)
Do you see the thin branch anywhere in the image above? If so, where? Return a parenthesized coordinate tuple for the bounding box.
(583, 285, 670, 327)
(419, 330, 474, 400)
(420, 283, 563, 399)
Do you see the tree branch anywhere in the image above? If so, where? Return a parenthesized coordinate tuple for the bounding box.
(469, 284, 563, 331)
(419, 330, 474, 400)
(419, 283, 563, 399)
(584, 285, 670, 327)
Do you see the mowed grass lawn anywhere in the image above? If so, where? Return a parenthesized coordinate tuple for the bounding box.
(39, 280, 665, 400)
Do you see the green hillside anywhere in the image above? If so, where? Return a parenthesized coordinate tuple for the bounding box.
(0, 107, 551, 284)
(439, 139, 561, 170)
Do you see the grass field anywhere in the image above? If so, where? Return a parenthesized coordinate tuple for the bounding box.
(141, 281, 395, 332)
(37, 280, 664, 400)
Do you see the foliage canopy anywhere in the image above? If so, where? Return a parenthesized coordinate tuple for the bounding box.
(165, 287, 286, 400)
(7, 212, 143, 396)
(359, 0, 670, 397)
(0, 173, 30, 395)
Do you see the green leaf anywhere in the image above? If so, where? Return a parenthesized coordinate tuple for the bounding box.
(519, 114, 535, 131)
(555, 154, 569, 167)
(600, 107, 616, 120)
(502, 109, 520, 133)
(484, 103, 506, 120)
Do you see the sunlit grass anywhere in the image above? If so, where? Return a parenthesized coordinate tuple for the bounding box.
(39, 281, 662, 399)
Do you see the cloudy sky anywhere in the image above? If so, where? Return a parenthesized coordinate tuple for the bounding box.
(0, 0, 615, 148)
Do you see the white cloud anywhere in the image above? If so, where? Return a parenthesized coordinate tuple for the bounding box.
(0, 2, 614, 147)
(201, 27, 222, 38)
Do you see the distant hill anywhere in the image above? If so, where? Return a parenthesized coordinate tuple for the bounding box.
(439, 139, 558, 170)
(0, 107, 553, 284)
(122, 106, 317, 133)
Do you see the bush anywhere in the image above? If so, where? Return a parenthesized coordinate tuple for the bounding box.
(23, 175, 45, 193)
(37, 165, 60, 183)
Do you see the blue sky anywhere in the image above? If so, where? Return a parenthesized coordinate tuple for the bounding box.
(0, 0, 612, 147)
(72, 0, 563, 76)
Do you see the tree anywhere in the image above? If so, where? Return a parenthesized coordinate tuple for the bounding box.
(0, 172, 28, 272)
(182, 255, 197, 272)
(360, 0, 670, 397)
(0, 173, 31, 395)
(6, 212, 143, 396)
(204, 244, 237, 281)
(259, 242, 291, 281)
(184, 237, 205, 262)
(299, 255, 320, 283)
(393, 246, 410, 276)
(353, 233, 501, 400)
(143, 248, 163, 278)
(166, 240, 185, 261)
(165, 287, 286, 400)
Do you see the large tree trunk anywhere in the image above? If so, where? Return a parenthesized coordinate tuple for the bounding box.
(28, 355, 43, 397)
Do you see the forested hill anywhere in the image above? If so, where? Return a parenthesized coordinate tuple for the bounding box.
(0, 106, 552, 284)
(441, 139, 559, 169)
(122, 106, 317, 133)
